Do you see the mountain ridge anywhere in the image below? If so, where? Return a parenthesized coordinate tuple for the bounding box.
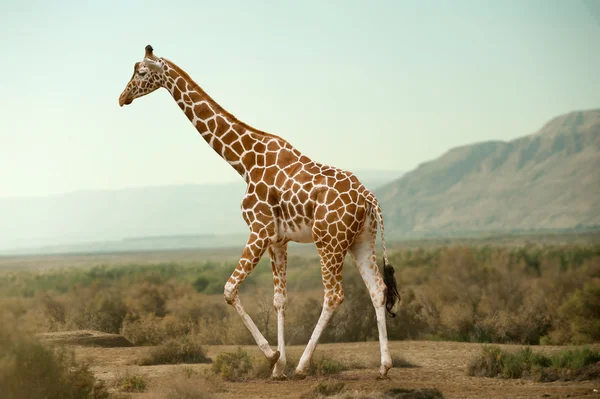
(376, 109, 600, 235)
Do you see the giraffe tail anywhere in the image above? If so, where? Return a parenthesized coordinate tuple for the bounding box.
(371, 199, 401, 317)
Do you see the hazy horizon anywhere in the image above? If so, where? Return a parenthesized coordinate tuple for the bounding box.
(1, 0, 600, 198)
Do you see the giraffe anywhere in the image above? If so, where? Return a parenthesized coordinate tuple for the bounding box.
(118, 45, 401, 379)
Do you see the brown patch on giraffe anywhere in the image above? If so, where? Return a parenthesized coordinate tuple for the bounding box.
(176, 78, 186, 92)
(221, 129, 238, 144)
(339, 192, 352, 205)
(194, 102, 213, 120)
(275, 171, 286, 187)
(189, 91, 202, 103)
(242, 152, 256, 170)
(223, 146, 237, 161)
(277, 148, 296, 168)
(295, 170, 312, 184)
(232, 163, 245, 175)
(263, 166, 278, 185)
(195, 121, 208, 133)
(212, 138, 224, 156)
(173, 86, 181, 99)
(215, 116, 229, 137)
(253, 141, 267, 153)
(256, 154, 266, 167)
(184, 107, 194, 120)
(267, 187, 279, 204)
(231, 140, 244, 155)
(240, 133, 254, 150)
(207, 119, 216, 132)
(265, 151, 277, 165)
(255, 182, 268, 199)
(335, 178, 351, 192)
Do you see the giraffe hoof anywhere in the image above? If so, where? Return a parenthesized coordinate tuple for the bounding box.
(268, 350, 281, 370)
(376, 374, 390, 381)
(271, 374, 288, 381)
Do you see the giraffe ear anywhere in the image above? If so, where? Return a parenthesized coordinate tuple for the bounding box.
(145, 58, 164, 73)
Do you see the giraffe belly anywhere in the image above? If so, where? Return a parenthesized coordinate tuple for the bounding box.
(279, 220, 314, 243)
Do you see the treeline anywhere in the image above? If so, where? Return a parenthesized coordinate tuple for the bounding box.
(0, 244, 598, 346)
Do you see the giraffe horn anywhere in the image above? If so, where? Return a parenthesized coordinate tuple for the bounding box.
(145, 45, 154, 58)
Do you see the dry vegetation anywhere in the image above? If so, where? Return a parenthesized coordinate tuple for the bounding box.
(0, 240, 599, 397)
(1, 243, 598, 347)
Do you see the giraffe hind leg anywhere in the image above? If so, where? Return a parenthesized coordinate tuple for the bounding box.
(295, 247, 346, 376)
(269, 243, 288, 379)
(349, 224, 393, 378)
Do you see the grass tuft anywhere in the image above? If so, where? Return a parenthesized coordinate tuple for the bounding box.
(138, 337, 211, 365)
(116, 372, 147, 392)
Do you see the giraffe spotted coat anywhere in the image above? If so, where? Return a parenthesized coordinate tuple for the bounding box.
(119, 45, 400, 379)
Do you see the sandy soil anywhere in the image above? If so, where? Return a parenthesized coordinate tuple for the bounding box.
(71, 339, 600, 399)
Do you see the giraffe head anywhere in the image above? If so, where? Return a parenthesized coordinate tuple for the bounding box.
(119, 45, 166, 107)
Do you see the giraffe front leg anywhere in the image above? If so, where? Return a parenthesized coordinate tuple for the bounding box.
(269, 243, 288, 379)
(224, 231, 278, 363)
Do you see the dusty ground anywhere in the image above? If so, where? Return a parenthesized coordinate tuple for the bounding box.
(70, 339, 600, 399)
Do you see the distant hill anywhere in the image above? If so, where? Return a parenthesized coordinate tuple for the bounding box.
(0, 169, 402, 253)
(376, 109, 600, 236)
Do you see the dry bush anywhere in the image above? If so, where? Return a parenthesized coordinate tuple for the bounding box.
(308, 356, 347, 376)
(64, 285, 127, 334)
(1, 243, 598, 348)
(0, 324, 109, 399)
(116, 372, 147, 392)
(138, 336, 210, 365)
(467, 345, 600, 382)
(122, 313, 193, 346)
(543, 281, 600, 345)
(211, 347, 254, 381)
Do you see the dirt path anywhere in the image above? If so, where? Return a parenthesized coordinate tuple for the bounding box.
(75, 340, 599, 399)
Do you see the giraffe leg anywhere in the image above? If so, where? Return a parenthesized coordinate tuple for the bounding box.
(295, 249, 346, 377)
(349, 222, 393, 379)
(224, 231, 279, 363)
(269, 243, 288, 379)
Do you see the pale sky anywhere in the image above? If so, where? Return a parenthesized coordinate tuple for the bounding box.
(1, 0, 599, 198)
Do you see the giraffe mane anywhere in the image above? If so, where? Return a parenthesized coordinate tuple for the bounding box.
(161, 57, 290, 145)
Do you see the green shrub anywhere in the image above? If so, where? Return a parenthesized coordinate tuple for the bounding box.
(138, 337, 211, 365)
(549, 347, 600, 370)
(211, 348, 254, 381)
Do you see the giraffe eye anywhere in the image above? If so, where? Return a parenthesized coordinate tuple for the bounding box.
(138, 70, 147, 77)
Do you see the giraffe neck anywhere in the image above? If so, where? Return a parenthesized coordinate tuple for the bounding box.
(160, 58, 277, 179)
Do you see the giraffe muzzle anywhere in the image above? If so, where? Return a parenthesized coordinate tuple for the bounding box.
(118, 92, 133, 107)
